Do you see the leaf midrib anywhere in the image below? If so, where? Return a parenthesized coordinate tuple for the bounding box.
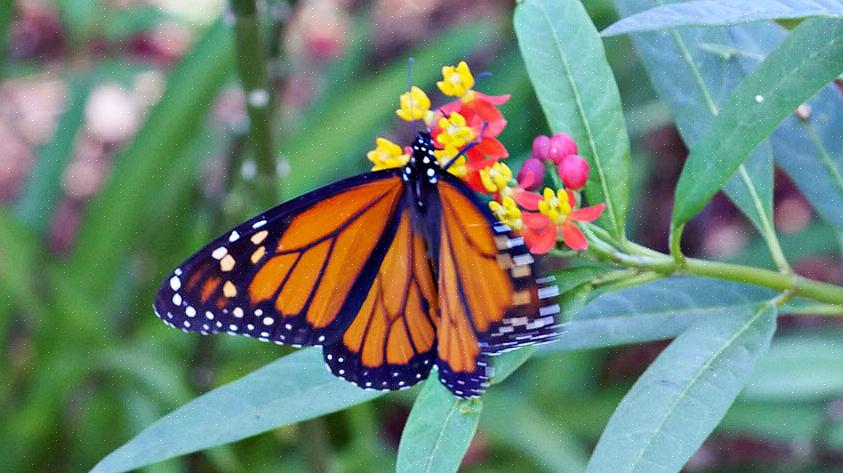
(622, 302, 773, 473)
(529, 0, 621, 237)
(422, 399, 460, 473)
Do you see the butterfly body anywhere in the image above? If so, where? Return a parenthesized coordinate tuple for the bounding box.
(154, 131, 560, 398)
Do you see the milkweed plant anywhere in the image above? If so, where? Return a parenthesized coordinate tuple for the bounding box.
(3, 0, 843, 472)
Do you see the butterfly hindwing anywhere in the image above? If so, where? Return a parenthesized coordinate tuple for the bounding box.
(323, 205, 439, 391)
(153, 171, 405, 346)
(434, 175, 560, 397)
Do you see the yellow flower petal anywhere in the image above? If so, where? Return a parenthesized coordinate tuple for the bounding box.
(435, 112, 475, 149)
(367, 137, 409, 171)
(437, 61, 475, 98)
(396, 86, 431, 122)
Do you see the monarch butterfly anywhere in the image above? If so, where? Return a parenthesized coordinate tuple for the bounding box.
(154, 127, 560, 399)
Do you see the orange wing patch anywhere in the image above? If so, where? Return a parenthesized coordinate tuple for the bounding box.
(434, 179, 560, 397)
(324, 209, 438, 391)
(245, 179, 403, 330)
(155, 174, 406, 347)
(437, 184, 514, 362)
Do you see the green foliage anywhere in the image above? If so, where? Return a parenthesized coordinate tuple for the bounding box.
(587, 303, 777, 473)
(396, 379, 481, 473)
(514, 0, 632, 238)
(772, 85, 843, 231)
(92, 348, 383, 473)
(603, 0, 843, 36)
(672, 18, 843, 228)
(69, 20, 235, 302)
(3, 1, 843, 472)
(540, 277, 776, 353)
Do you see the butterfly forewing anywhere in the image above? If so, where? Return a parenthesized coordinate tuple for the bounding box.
(434, 176, 560, 397)
(154, 171, 405, 346)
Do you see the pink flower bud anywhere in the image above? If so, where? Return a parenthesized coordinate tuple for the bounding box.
(548, 132, 578, 164)
(531, 135, 551, 160)
(517, 158, 546, 191)
(559, 155, 589, 190)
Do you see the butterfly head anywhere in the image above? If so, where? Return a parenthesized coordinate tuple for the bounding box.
(404, 131, 440, 185)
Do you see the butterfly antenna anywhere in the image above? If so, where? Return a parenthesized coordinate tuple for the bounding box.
(407, 57, 418, 134)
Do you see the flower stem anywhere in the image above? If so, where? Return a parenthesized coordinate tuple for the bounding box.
(584, 228, 843, 306)
(229, 0, 279, 205)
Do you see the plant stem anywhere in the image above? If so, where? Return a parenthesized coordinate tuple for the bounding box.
(229, 0, 278, 205)
(584, 229, 843, 306)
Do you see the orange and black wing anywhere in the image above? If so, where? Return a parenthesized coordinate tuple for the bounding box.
(153, 171, 405, 347)
(322, 206, 440, 391)
(435, 175, 560, 397)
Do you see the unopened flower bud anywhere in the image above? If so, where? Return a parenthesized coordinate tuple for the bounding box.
(517, 158, 546, 191)
(548, 132, 578, 164)
(531, 135, 551, 160)
(559, 155, 589, 190)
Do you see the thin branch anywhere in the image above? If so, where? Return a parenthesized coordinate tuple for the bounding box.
(229, 0, 279, 205)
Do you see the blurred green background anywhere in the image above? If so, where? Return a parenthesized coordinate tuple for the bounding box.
(1, 1, 842, 472)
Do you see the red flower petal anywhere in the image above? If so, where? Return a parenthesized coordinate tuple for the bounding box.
(471, 100, 507, 137)
(561, 222, 588, 250)
(513, 189, 542, 211)
(474, 92, 510, 105)
(473, 137, 508, 159)
(521, 214, 558, 254)
(522, 211, 551, 230)
(438, 99, 463, 116)
(570, 203, 606, 222)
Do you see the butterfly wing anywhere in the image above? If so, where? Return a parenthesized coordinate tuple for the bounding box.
(153, 170, 405, 346)
(435, 174, 560, 397)
(323, 204, 440, 391)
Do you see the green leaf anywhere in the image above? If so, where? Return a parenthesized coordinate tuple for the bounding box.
(586, 303, 777, 473)
(554, 263, 609, 295)
(0, 208, 47, 319)
(91, 348, 384, 473)
(68, 20, 234, 301)
(490, 346, 535, 384)
(672, 18, 843, 227)
(603, 0, 843, 36)
(612, 1, 782, 235)
(721, 400, 825, 442)
(281, 22, 497, 198)
(396, 378, 482, 473)
(743, 333, 843, 401)
(514, 0, 632, 238)
(539, 277, 775, 353)
(771, 85, 843, 231)
(483, 394, 588, 473)
(15, 80, 88, 234)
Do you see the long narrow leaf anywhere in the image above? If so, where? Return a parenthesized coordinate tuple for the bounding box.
(91, 348, 384, 473)
(672, 18, 843, 227)
(587, 303, 777, 473)
(771, 85, 843, 231)
(396, 378, 481, 473)
(603, 0, 843, 36)
(613, 1, 784, 234)
(540, 277, 775, 353)
(743, 333, 843, 401)
(514, 0, 632, 238)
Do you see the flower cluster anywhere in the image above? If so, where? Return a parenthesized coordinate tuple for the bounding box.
(366, 61, 605, 254)
(488, 133, 605, 254)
